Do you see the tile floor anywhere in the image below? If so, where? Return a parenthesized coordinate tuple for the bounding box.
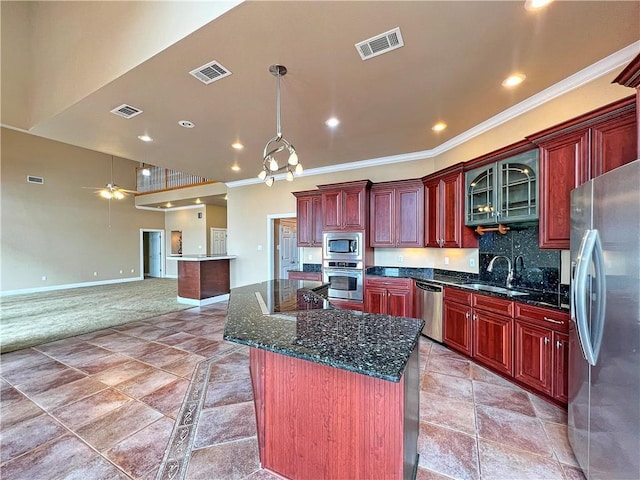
(0, 302, 585, 480)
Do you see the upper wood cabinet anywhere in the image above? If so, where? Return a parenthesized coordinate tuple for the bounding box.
(370, 180, 424, 248)
(464, 149, 539, 226)
(529, 97, 637, 249)
(318, 180, 371, 231)
(293, 190, 323, 247)
(423, 164, 477, 248)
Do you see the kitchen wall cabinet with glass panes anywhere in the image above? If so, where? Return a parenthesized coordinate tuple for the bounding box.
(465, 149, 539, 226)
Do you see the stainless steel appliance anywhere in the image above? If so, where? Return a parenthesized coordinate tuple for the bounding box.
(414, 281, 443, 342)
(323, 260, 363, 301)
(568, 159, 640, 480)
(323, 231, 363, 261)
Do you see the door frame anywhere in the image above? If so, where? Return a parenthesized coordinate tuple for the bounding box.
(140, 228, 165, 279)
(266, 213, 298, 280)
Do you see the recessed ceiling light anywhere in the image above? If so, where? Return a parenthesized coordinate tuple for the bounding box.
(195, 198, 202, 204)
(231, 164, 241, 171)
(432, 122, 447, 132)
(502, 73, 526, 87)
(231, 142, 244, 150)
(138, 134, 153, 142)
(524, 0, 553, 11)
(166, 202, 172, 207)
(178, 120, 195, 128)
(325, 117, 340, 128)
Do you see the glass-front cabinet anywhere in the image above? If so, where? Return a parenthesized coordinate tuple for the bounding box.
(465, 150, 538, 226)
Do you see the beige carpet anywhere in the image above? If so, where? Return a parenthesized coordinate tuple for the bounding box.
(0, 278, 190, 353)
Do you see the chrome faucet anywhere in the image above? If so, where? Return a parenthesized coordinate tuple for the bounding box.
(487, 255, 514, 288)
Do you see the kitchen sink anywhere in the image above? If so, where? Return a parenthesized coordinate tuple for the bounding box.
(463, 283, 530, 297)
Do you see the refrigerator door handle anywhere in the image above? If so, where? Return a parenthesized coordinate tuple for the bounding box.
(573, 229, 606, 366)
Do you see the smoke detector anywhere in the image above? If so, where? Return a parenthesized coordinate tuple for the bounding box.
(355, 27, 404, 61)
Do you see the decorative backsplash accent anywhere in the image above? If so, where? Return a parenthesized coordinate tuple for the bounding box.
(479, 224, 560, 294)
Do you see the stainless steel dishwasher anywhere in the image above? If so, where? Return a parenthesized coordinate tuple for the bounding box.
(414, 281, 443, 342)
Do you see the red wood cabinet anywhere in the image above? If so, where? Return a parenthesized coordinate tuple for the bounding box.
(329, 298, 364, 312)
(293, 190, 323, 247)
(370, 180, 424, 248)
(443, 287, 513, 376)
(318, 180, 371, 231)
(423, 165, 477, 249)
(287, 271, 322, 281)
(529, 97, 637, 249)
(514, 303, 570, 403)
(364, 276, 414, 317)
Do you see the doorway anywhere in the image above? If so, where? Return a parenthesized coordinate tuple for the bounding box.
(140, 229, 165, 278)
(267, 213, 299, 280)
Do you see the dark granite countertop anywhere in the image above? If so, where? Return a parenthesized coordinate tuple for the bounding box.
(223, 279, 424, 383)
(366, 266, 570, 312)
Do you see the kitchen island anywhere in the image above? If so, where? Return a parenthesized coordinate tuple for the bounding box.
(224, 279, 424, 480)
(172, 254, 236, 305)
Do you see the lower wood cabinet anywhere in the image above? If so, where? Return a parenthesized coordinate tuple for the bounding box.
(514, 303, 570, 403)
(287, 271, 322, 281)
(443, 287, 513, 377)
(364, 276, 414, 318)
(329, 298, 364, 312)
(443, 287, 569, 405)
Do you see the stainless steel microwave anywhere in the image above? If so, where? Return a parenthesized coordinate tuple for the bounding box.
(323, 232, 363, 261)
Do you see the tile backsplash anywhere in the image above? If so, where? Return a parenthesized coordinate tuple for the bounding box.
(479, 224, 560, 294)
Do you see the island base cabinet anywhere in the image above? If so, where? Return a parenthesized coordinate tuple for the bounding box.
(249, 347, 419, 480)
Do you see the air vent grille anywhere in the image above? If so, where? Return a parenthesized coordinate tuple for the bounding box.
(110, 104, 143, 119)
(27, 175, 44, 184)
(189, 60, 232, 84)
(355, 27, 404, 61)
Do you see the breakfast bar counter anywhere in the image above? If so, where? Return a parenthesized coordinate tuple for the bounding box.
(224, 279, 424, 480)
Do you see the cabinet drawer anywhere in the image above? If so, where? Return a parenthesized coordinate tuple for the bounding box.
(444, 287, 472, 305)
(365, 276, 412, 290)
(288, 271, 322, 281)
(515, 303, 569, 333)
(473, 293, 514, 317)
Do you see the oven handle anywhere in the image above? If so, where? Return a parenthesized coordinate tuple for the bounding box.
(324, 269, 363, 275)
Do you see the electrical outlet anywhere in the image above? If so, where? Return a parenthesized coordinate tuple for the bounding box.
(131, 268, 135, 273)
(119, 270, 123, 274)
(257, 244, 263, 251)
(398, 255, 404, 263)
(470, 258, 476, 267)
(93, 272, 98, 276)
(444, 257, 450, 265)
(308, 255, 313, 260)
(42, 275, 47, 281)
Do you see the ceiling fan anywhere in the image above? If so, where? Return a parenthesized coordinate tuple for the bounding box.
(83, 155, 138, 200)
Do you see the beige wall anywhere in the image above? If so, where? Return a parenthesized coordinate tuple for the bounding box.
(1, 128, 165, 293)
(227, 72, 633, 288)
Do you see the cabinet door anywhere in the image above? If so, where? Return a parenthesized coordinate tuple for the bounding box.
(443, 300, 472, 356)
(514, 320, 552, 395)
(497, 150, 538, 223)
(322, 190, 342, 230)
(440, 171, 466, 248)
(474, 311, 513, 376)
(553, 332, 569, 403)
(296, 196, 313, 246)
(465, 165, 496, 226)
(343, 188, 366, 230)
(311, 194, 323, 245)
(424, 178, 441, 248)
(364, 287, 387, 314)
(387, 288, 413, 317)
(370, 188, 395, 247)
(538, 130, 590, 249)
(591, 112, 638, 177)
(396, 184, 424, 247)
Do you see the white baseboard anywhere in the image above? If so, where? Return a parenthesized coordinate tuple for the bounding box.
(1, 276, 146, 296)
(176, 293, 230, 306)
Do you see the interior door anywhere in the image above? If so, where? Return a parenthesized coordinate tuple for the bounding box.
(279, 224, 298, 279)
(147, 232, 162, 278)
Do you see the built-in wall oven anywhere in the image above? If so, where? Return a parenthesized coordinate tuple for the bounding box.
(323, 260, 363, 301)
(323, 232, 363, 261)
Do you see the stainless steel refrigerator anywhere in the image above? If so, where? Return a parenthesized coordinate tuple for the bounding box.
(568, 159, 640, 480)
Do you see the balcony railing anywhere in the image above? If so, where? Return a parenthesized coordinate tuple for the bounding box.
(136, 166, 214, 194)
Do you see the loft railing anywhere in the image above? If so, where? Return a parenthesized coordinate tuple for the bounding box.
(136, 165, 214, 193)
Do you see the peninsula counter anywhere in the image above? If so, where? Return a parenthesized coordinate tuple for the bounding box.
(171, 255, 236, 306)
(224, 280, 424, 480)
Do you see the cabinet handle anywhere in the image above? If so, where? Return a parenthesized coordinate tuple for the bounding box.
(473, 313, 478, 321)
(556, 340, 563, 349)
(543, 317, 564, 325)
(465, 311, 470, 319)
(544, 337, 550, 345)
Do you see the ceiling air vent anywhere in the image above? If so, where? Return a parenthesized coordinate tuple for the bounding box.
(27, 175, 44, 184)
(355, 27, 404, 61)
(189, 60, 232, 85)
(110, 104, 143, 119)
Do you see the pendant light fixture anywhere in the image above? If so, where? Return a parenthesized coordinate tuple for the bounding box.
(258, 64, 302, 186)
